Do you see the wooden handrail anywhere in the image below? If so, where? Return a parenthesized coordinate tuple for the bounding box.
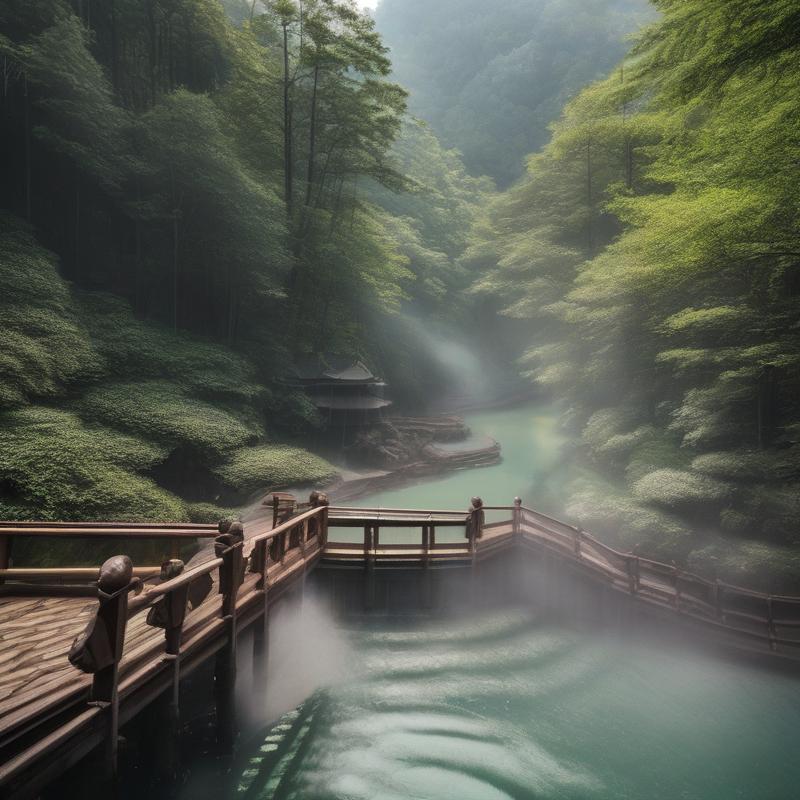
(127, 558, 224, 614)
(0, 524, 217, 538)
(0, 567, 162, 581)
(250, 506, 326, 545)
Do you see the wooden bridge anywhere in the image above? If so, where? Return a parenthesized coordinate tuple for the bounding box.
(0, 497, 799, 798)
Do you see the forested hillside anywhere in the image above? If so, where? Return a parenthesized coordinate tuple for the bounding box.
(0, 0, 484, 522)
(471, 0, 800, 587)
(374, 0, 651, 186)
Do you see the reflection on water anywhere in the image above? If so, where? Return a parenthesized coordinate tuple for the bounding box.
(223, 608, 800, 800)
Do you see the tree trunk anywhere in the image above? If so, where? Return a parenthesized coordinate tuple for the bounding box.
(110, 0, 119, 92)
(305, 63, 319, 207)
(282, 21, 293, 215)
(134, 217, 142, 316)
(173, 212, 179, 331)
(24, 74, 31, 222)
(147, 1, 158, 107)
(74, 169, 81, 281)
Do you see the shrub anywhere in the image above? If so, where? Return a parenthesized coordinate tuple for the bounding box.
(0, 406, 184, 522)
(79, 380, 262, 457)
(0, 214, 99, 408)
(632, 468, 732, 508)
(214, 444, 337, 494)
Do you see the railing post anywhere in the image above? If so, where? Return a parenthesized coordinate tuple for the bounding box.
(363, 524, 371, 561)
(573, 528, 583, 558)
(0, 534, 12, 579)
(364, 524, 376, 610)
(626, 556, 639, 595)
(321, 502, 329, 548)
(673, 565, 681, 609)
(513, 497, 522, 537)
(767, 596, 777, 651)
(214, 524, 244, 753)
(69, 555, 136, 784)
(146, 559, 188, 783)
(714, 579, 724, 621)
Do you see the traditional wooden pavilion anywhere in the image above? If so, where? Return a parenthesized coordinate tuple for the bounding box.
(288, 356, 392, 428)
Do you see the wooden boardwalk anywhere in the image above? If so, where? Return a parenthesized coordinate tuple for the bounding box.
(0, 499, 799, 798)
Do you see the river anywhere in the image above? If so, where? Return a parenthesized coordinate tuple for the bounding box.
(165, 403, 800, 800)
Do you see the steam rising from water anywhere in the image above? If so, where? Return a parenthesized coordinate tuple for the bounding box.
(233, 607, 800, 800)
(247, 594, 352, 725)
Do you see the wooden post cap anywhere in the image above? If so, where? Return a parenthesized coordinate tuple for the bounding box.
(159, 559, 185, 580)
(98, 555, 133, 594)
(228, 521, 244, 542)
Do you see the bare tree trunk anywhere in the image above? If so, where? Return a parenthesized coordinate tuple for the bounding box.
(147, 1, 158, 107)
(24, 74, 31, 222)
(74, 168, 81, 281)
(282, 21, 293, 215)
(110, 0, 119, 91)
(173, 212, 179, 331)
(305, 63, 319, 207)
(134, 218, 142, 316)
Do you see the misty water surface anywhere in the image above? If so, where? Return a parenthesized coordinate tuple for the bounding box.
(164, 405, 800, 800)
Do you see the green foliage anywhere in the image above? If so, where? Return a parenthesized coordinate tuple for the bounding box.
(78, 294, 264, 405)
(476, 0, 800, 582)
(186, 502, 238, 524)
(79, 381, 262, 457)
(0, 214, 99, 408)
(214, 444, 337, 494)
(0, 407, 183, 522)
(632, 469, 732, 509)
(689, 538, 800, 594)
(565, 472, 693, 560)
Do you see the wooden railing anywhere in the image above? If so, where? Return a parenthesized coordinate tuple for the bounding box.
(0, 506, 329, 795)
(514, 505, 800, 653)
(2, 495, 800, 797)
(327, 500, 800, 654)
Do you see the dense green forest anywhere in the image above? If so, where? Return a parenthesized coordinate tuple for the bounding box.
(0, 0, 487, 523)
(471, 0, 800, 587)
(374, 0, 652, 185)
(1, 0, 797, 589)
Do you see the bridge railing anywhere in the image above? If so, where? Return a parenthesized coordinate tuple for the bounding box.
(515, 503, 800, 650)
(0, 521, 220, 580)
(0, 504, 331, 788)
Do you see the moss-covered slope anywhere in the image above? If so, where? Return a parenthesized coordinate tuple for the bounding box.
(0, 214, 335, 522)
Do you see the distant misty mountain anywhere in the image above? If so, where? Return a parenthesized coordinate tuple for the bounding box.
(374, 0, 653, 186)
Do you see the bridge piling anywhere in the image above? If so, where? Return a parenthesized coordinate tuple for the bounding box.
(213, 527, 244, 753)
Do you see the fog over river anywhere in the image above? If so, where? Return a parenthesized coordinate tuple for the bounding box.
(161, 405, 800, 800)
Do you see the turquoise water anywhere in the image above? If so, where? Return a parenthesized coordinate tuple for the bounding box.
(174, 404, 800, 800)
(334, 403, 568, 543)
(228, 608, 800, 800)
(343, 404, 567, 512)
